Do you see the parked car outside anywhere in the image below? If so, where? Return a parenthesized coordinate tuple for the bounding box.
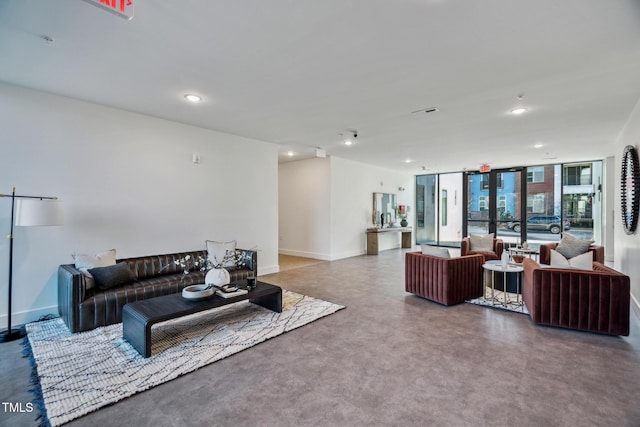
(506, 216, 571, 234)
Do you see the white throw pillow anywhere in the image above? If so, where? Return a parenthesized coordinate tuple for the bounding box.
(73, 249, 117, 270)
(549, 250, 593, 270)
(206, 240, 237, 268)
(72, 249, 117, 290)
(469, 233, 495, 252)
(420, 244, 451, 258)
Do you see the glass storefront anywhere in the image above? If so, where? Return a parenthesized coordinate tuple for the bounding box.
(415, 160, 603, 247)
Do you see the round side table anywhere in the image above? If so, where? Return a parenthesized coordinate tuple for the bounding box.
(482, 261, 524, 307)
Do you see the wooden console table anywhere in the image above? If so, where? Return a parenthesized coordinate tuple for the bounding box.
(366, 227, 412, 255)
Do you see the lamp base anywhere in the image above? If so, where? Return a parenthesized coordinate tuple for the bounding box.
(0, 327, 26, 343)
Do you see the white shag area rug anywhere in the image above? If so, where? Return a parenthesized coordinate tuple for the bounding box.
(25, 290, 344, 427)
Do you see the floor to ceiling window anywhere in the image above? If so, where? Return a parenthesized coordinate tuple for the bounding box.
(416, 160, 603, 248)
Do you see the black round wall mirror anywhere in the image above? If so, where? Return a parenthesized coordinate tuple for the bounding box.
(621, 145, 640, 234)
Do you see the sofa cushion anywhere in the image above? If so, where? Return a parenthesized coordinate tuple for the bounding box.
(469, 233, 494, 252)
(73, 249, 117, 290)
(555, 233, 593, 259)
(420, 245, 451, 258)
(88, 262, 137, 290)
(206, 240, 237, 268)
(549, 250, 593, 270)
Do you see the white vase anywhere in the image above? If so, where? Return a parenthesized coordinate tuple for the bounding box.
(205, 268, 230, 286)
(501, 250, 509, 268)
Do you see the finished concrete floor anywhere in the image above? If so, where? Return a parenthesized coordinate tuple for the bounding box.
(2, 249, 640, 426)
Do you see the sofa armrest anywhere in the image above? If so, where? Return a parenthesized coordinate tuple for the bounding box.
(236, 248, 258, 277)
(58, 264, 87, 333)
(460, 238, 471, 256)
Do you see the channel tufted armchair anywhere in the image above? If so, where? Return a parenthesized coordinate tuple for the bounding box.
(522, 258, 630, 336)
(405, 251, 484, 306)
(538, 242, 605, 265)
(460, 236, 504, 262)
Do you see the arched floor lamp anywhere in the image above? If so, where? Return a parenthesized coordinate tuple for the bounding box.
(0, 188, 64, 343)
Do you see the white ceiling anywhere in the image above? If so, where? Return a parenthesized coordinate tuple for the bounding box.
(2, 0, 640, 174)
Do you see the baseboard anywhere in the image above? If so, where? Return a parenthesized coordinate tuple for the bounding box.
(258, 264, 280, 276)
(329, 249, 367, 261)
(0, 304, 58, 327)
(278, 249, 331, 261)
(632, 292, 640, 321)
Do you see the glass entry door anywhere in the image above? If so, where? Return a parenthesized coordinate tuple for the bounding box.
(465, 169, 524, 245)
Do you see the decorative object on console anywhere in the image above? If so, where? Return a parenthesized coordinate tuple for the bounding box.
(0, 188, 63, 343)
(373, 192, 397, 227)
(397, 205, 408, 227)
(621, 144, 639, 234)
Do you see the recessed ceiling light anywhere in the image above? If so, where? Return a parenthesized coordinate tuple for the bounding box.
(287, 151, 294, 157)
(534, 143, 544, 149)
(405, 159, 413, 164)
(511, 107, 528, 115)
(344, 139, 353, 146)
(184, 94, 202, 103)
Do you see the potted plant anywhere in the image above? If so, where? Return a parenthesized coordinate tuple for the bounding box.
(397, 206, 408, 227)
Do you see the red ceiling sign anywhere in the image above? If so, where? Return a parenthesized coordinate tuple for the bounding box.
(82, 0, 134, 20)
(479, 164, 491, 173)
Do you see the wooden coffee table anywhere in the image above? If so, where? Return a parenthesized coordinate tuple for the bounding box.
(123, 280, 282, 357)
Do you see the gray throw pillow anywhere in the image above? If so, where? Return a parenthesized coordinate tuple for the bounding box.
(88, 262, 136, 290)
(555, 233, 593, 259)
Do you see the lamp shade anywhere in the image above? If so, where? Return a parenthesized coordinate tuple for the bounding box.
(15, 199, 64, 226)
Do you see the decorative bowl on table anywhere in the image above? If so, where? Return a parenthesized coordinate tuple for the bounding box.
(511, 255, 525, 264)
(182, 284, 214, 301)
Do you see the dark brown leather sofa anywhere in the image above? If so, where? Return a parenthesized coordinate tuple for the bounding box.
(58, 249, 257, 333)
(522, 258, 630, 336)
(539, 242, 605, 265)
(405, 251, 484, 306)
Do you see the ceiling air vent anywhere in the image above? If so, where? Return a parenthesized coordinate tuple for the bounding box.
(412, 107, 439, 114)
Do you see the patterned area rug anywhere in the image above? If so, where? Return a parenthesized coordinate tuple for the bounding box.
(467, 287, 529, 315)
(24, 290, 344, 427)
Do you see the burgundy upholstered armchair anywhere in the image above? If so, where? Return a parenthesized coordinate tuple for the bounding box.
(538, 242, 604, 265)
(405, 252, 484, 306)
(522, 258, 630, 336)
(460, 236, 504, 261)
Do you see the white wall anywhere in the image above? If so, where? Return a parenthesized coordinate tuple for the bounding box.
(278, 158, 331, 259)
(614, 97, 640, 318)
(330, 157, 414, 259)
(0, 82, 279, 325)
(278, 156, 414, 261)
